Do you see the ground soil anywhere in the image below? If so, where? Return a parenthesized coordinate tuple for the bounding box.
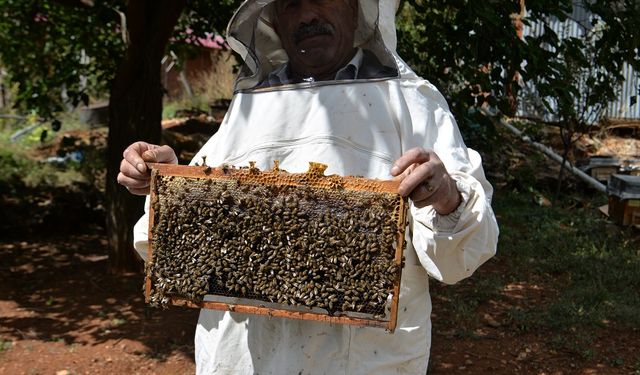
(0, 231, 198, 375)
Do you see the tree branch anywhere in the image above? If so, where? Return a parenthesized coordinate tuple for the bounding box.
(51, 0, 95, 8)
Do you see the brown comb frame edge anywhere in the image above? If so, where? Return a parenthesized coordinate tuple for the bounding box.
(146, 163, 408, 332)
(145, 168, 158, 304)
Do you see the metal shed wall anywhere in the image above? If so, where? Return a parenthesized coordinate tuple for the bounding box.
(519, 1, 639, 122)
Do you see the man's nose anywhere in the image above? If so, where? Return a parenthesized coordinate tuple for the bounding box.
(296, 0, 323, 24)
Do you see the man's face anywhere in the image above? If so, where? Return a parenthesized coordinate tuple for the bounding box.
(274, 0, 358, 79)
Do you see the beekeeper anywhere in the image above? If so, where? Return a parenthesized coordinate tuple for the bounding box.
(117, 0, 499, 372)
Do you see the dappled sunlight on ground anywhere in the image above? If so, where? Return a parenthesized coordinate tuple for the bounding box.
(0, 231, 198, 374)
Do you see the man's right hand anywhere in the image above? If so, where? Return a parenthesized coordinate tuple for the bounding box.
(117, 142, 178, 195)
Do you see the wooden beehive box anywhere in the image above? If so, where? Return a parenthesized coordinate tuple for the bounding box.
(579, 156, 620, 183)
(146, 162, 408, 332)
(607, 174, 640, 227)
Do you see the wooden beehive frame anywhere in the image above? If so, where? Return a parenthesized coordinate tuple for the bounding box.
(146, 162, 408, 332)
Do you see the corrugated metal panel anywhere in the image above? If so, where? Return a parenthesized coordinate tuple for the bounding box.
(519, 1, 639, 121)
(605, 62, 640, 120)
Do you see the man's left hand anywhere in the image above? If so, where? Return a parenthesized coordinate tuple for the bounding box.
(391, 147, 462, 215)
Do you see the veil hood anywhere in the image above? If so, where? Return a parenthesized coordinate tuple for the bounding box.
(225, 0, 401, 90)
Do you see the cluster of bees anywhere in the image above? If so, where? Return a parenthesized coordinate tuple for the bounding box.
(148, 169, 404, 318)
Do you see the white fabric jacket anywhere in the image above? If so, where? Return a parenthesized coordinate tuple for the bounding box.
(133, 0, 499, 373)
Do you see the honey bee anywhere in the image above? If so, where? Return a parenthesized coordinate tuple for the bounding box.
(148, 169, 405, 318)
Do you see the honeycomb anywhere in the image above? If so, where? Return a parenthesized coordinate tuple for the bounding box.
(146, 161, 407, 330)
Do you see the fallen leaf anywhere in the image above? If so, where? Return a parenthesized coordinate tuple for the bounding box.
(483, 313, 501, 327)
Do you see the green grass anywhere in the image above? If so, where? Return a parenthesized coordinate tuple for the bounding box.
(0, 109, 105, 191)
(432, 178, 639, 360)
(0, 338, 12, 352)
(0, 134, 85, 190)
(495, 189, 640, 330)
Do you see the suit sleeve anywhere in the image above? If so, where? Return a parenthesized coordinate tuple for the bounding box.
(407, 81, 499, 285)
(133, 196, 151, 262)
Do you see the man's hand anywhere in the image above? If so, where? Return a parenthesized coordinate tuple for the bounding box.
(391, 147, 462, 215)
(117, 142, 178, 195)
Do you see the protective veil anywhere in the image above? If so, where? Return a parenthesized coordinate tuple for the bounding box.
(133, 0, 499, 373)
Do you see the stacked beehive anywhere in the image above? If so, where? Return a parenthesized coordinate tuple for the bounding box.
(607, 174, 640, 227)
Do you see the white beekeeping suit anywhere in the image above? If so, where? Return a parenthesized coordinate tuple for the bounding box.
(133, 0, 499, 373)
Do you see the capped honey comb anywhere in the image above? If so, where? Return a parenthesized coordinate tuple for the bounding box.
(146, 161, 408, 331)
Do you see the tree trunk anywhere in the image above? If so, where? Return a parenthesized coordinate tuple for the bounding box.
(554, 125, 573, 203)
(106, 0, 186, 273)
(506, 0, 526, 115)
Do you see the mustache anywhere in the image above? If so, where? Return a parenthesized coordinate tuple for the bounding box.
(293, 22, 334, 44)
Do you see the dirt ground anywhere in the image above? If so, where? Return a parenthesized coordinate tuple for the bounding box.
(0, 227, 638, 375)
(0, 231, 197, 375)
